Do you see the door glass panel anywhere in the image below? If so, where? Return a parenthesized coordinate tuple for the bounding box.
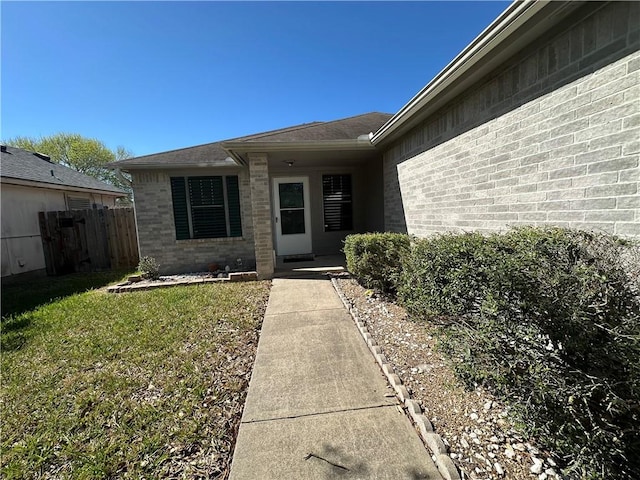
(279, 183, 304, 209)
(281, 209, 305, 235)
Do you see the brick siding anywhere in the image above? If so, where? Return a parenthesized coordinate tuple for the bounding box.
(248, 154, 274, 278)
(384, 2, 639, 237)
(132, 169, 255, 274)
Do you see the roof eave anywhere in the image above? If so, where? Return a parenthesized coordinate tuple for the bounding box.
(371, 0, 581, 146)
(1, 176, 127, 196)
(112, 161, 242, 172)
(221, 139, 376, 165)
(221, 138, 375, 153)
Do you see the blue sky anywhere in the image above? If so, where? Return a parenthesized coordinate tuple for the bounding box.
(2, 1, 509, 157)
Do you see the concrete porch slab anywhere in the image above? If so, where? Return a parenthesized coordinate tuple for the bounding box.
(274, 254, 346, 278)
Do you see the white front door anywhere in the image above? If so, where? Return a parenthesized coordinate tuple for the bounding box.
(273, 177, 312, 256)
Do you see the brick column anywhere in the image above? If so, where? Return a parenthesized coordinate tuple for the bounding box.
(248, 153, 274, 279)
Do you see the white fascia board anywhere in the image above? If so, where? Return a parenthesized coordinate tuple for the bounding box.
(220, 139, 375, 153)
(1, 177, 126, 196)
(371, 0, 548, 145)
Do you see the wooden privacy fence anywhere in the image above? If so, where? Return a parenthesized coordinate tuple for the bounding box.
(38, 208, 139, 275)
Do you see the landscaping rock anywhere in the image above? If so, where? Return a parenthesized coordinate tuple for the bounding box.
(333, 276, 547, 480)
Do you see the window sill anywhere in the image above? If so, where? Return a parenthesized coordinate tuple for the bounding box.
(176, 237, 246, 245)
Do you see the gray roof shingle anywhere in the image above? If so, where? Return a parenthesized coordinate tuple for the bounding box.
(228, 112, 393, 143)
(111, 142, 236, 169)
(111, 112, 392, 168)
(0, 146, 127, 195)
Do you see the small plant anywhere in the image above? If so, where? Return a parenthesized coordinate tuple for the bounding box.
(137, 256, 160, 280)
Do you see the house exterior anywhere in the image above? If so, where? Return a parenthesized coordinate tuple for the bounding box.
(114, 113, 390, 277)
(113, 0, 638, 279)
(1, 145, 127, 281)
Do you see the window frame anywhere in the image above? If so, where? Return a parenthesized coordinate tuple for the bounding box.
(322, 174, 354, 232)
(170, 175, 242, 240)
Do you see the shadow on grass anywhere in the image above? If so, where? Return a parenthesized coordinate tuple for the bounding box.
(1, 317, 32, 351)
(2, 269, 132, 352)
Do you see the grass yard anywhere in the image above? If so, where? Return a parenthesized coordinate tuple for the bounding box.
(1, 270, 132, 319)
(1, 275, 270, 479)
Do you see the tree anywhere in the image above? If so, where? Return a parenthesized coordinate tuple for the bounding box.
(4, 133, 133, 200)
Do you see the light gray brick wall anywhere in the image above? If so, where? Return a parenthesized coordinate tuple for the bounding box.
(132, 168, 255, 274)
(248, 153, 274, 278)
(384, 1, 639, 238)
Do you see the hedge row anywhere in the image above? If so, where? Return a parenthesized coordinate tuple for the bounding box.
(343, 232, 410, 294)
(343, 227, 640, 479)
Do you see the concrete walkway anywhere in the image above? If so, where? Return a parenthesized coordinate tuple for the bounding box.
(229, 277, 441, 479)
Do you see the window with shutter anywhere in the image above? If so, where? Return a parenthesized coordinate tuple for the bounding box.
(226, 176, 242, 237)
(322, 174, 353, 232)
(169, 175, 242, 240)
(189, 176, 226, 238)
(170, 177, 190, 240)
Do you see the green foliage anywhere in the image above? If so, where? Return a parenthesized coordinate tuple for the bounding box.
(399, 231, 492, 317)
(398, 227, 640, 478)
(137, 256, 160, 280)
(343, 232, 410, 294)
(4, 133, 133, 197)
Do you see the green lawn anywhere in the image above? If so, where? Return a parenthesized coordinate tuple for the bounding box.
(1, 270, 132, 318)
(1, 275, 270, 479)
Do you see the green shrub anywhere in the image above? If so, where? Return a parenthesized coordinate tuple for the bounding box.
(343, 232, 410, 294)
(398, 231, 492, 317)
(137, 256, 160, 280)
(398, 227, 640, 479)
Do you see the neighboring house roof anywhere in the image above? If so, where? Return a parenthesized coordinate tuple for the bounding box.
(0, 145, 127, 195)
(111, 112, 393, 170)
(372, 1, 584, 145)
